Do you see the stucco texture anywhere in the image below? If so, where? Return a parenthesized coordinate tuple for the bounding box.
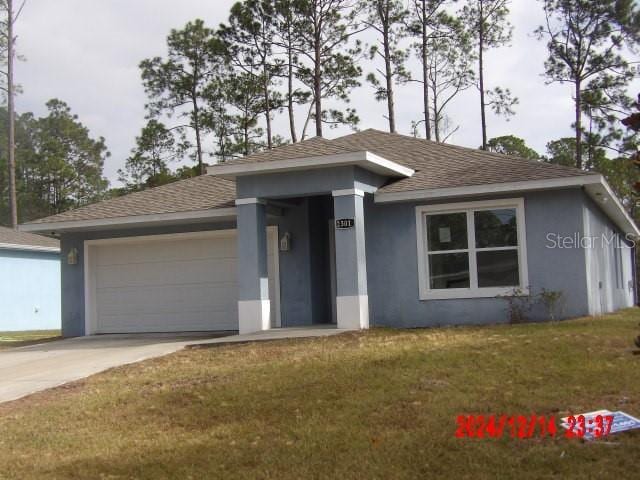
(364, 189, 593, 327)
(58, 185, 634, 336)
(0, 250, 61, 331)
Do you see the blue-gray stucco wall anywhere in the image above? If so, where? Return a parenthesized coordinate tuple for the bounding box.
(364, 189, 591, 327)
(58, 205, 321, 336)
(58, 183, 634, 336)
(236, 166, 387, 199)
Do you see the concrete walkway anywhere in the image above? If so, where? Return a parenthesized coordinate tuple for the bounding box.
(188, 325, 351, 347)
(0, 327, 349, 404)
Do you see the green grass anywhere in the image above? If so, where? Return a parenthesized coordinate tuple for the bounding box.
(1, 311, 640, 479)
(0, 330, 61, 349)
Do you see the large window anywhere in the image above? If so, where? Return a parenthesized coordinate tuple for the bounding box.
(416, 198, 528, 300)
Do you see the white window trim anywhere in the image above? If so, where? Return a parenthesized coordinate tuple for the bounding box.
(415, 198, 529, 300)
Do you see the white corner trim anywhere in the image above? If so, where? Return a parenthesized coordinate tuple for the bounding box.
(238, 299, 271, 334)
(582, 206, 597, 315)
(0, 242, 60, 253)
(207, 151, 414, 178)
(375, 175, 602, 203)
(84, 241, 96, 336)
(19, 207, 238, 234)
(336, 295, 369, 329)
(332, 188, 365, 197)
(415, 197, 529, 301)
(235, 197, 267, 206)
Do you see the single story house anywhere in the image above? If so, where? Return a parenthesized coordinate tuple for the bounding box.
(0, 226, 61, 331)
(20, 129, 638, 336)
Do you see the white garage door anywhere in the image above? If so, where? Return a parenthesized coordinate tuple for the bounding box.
(85, 229, 280, 334)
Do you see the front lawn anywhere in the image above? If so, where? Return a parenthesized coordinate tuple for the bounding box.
(1, 311, 639, 479)
(0, 330, 61, 350)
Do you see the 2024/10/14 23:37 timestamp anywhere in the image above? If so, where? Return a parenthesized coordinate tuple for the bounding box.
(455, 414, 614, 439)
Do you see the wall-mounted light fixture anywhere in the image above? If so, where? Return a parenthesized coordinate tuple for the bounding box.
(280, 232, 291, 252)
(67, 247, 79, 265)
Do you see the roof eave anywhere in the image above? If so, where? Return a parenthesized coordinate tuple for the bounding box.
(374, 174, 640, 238)
(206, 151, 415, 178)
(19, 207, 239, 234)
(584, 177, 640, 238)
(0, 242, 60, 253)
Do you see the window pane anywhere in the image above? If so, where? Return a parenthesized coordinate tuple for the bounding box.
(427, 212, 468, 251)
(474, 209, 517, 248)
(429, 253, 470, 289)
(477, 250, 519, 287)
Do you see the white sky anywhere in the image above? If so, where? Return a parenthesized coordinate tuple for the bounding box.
(16, 0, 590, 185)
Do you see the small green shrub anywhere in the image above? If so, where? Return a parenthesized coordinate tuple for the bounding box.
(538, 288, 565, 321)
(498, 287, 534, 324)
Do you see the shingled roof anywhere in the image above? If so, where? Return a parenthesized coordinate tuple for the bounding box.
(24, 129, 593, 228)
(207, 129, 594, 192)
(0, 226, 59, 251)
(25, 175, 236, 226)
(333, 130, 595, 193)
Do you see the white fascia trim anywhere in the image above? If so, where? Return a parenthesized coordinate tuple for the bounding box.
(332, 188, 365, 197)
(375, 175, 602, 203)
(19, 207, 238, 234)
(378, 173, 639, 238)
(235, 197, 267, 205)
(0, 242, 60, 253)
(207, 151, 414, 178)
(584, 177, 640, 238)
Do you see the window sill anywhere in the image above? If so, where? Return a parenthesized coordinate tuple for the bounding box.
(419, 286, 529, 301)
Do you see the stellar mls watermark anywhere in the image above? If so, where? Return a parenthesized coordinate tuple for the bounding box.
(545, 232, 636, 249)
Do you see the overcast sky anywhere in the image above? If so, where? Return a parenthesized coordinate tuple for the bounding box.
(16, 0, 591, 185)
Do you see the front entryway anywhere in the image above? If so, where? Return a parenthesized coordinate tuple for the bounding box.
(308, 196, 337, 325)
(84, 229, 280, 334)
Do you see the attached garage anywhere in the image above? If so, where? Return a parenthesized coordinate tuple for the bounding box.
(84, 229, 280, 334)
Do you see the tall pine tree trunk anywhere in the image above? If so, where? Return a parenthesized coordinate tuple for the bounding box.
(478, 1, 488, 151)
(421, 0, 431, 140)
(263, 66, 273, 149)
(287, 40, 298, 143)
(382, 18, 396, 133)
(313, 33, 322, 137)
(7, 0, 17, 228)
(575, 80, 582, 169)
(433, 85, 440, 142)
(192, 97, 204, 174)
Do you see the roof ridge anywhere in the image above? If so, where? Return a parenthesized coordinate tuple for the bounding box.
(221, 135, 354, 166)
(341, 128, 591, 176)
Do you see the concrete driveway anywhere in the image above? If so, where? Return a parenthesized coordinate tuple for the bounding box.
(0, 327, 350, 404)
(0, 333, 226, 404)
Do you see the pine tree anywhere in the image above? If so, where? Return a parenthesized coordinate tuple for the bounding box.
(536, 0, 640, 169)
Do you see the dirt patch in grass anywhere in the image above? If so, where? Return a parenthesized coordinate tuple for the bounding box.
(0, 312, 639, 479)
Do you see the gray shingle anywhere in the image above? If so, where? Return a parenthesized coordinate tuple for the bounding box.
(26, 129, 593, 226)
(0, 226, 59, 249)
(25, 175, 236, 225)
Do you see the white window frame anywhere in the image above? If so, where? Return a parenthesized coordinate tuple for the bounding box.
(415, 198, 529, 300)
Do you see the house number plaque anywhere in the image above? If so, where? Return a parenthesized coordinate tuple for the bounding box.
(335, 218, 355, 229)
